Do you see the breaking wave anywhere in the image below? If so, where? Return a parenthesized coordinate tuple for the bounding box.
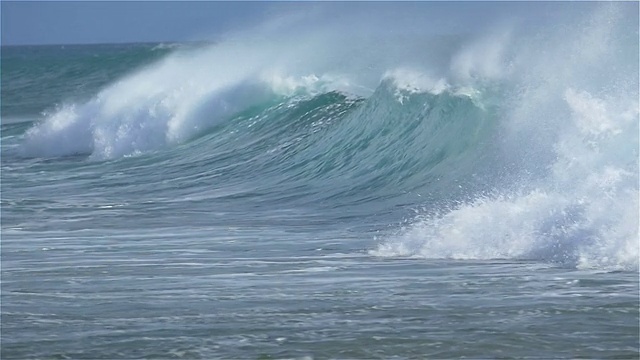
(17, 3, 639, 271)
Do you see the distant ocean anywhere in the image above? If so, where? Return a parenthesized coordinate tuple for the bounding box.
(2, 4, 638, 359)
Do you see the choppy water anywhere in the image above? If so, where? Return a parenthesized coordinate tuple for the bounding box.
(2, 3, 638, 359)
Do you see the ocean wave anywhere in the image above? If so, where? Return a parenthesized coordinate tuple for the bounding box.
(14, 2, 638, 271)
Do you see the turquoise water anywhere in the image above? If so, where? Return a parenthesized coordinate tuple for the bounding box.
(2, 3, 639, 359)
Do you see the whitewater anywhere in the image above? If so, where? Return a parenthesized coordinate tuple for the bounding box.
(2, 2, 638, 359)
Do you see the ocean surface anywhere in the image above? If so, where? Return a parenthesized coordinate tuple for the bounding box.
(2, 4, 639, 359)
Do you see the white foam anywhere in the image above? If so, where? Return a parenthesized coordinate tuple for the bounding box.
(21, 42, 360, 160)
(383, 68, 450, 96)
(372, 3, 639, 271)
(24, 11, 420, 161)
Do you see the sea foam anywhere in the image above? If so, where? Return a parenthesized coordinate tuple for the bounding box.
(372, 4, 639, 271)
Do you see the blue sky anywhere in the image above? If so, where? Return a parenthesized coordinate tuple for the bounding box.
(1, 2, 272, 45)
(1, 1, 608, 46)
